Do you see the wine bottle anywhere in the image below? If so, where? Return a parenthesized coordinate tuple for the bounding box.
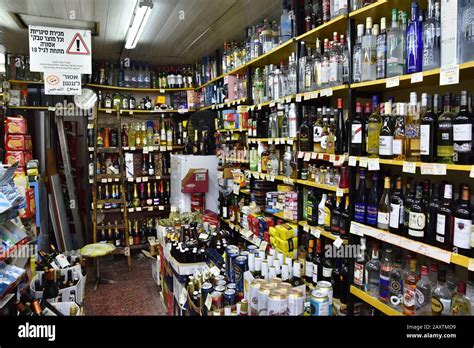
(389, 176, 404, 235)
(366, 172, 379, 227)
(408, 183, 426, 242)
(377, 176, 391, 230)
(453, 185, 472, 256)
(354, 169, 367, 223)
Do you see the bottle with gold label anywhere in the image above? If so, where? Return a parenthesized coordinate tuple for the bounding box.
(161, 116, 167, 146)
(128, 123, 136, 147)
(367, 96, 381, 157)
(132, 184, 140, 208)
(97, 129, 104, 148)
(324, 193, 334, 232)
(405, 92, 421, 161)
(135, 123, 142, 148)
(451, 281, 472, 316)
(142, 123, 148, 147)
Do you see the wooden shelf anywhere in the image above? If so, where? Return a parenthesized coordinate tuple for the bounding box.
(8, 80, 44, 85)
(296, 179, 348, 193)
(87, 83, 193, 92)
(350, 286, 403, 316)
(265, 210, 298, 224)
(351, 156, 473, 173)
(296, 84, 349, 101)
(350, 222, 473, 268)
(220, 218, 262, 247)
(296, 15, 348, 43)
(299, 221, 349, 244)
(247, 137, 296, 144)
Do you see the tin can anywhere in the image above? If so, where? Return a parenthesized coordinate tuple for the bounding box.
(223, 289, 236, 306)
(239, 298, 249, 315)
(288, 288, 305, 316)
(249, 279, 266, 316)
(225, 245, 240, 283)
(226, 283, 236, 290)
(210, 291, 223, 310)
(277, 282, 293, 293)
(232, 255, 248, 292)
(216, 280, 227, 287)
(191, 193, 205, 213)
(247, 245, 258, 253)
(268, 277, 282, 285)
(240, 250, 250, 258)
(267, 289, 289, 316)
(214, 285, 226, 293)
(257, 282, 278, 316)
(213, 275, 225, 284)
(310, 288, 330, 316)
(316, 280, 333, 315)
(201, 282, 213, 300)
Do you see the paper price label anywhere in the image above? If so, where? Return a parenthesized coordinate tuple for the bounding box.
(205, 294, 212, 310)
(303, 93, 311, 101)
(275, 138, 281, 144)
(159, 89, 165, 94)
(333, 237, 344, 249)
(107, 178, 112, 183)
(311, 91, 319, 99)
(258, 105, 262, 110)
(321, 88, 333, 97)
(311, 152, 318, 159)
(420, 163, 434, 175)
(167, 146, 173, 151)
(101, 179, 107, 183)
(386, 76, 400, 88)
(136, 178, 142, 183)
(233, 184, 240, 195)
(359, 157, 368, 168)
(270, 101, 276, 108)
(106, 109, 112, 114)
(287, 179, 294, 185)
(287, 139, 294, 145)
(348, 156, 357, 167)
(159, 206, 165, 211)
(304, 153, 312, 162)
(179, 288, 188, 307)
(434, 164, 447, 176)
(142, 177, 149, 182)
(400, 238, 451, 264)
(136, 207, 142, 212)
(87, 123, 95, 130)
(403, 161, 417, 174)
(440, 64, 460, 86)
(286, 96, 292, 103)
(329, 155, 336, 163)
(143, 147, 149, 154)
(411, 72, 423, 84)
(367, 158, 380, 171)
(269, 175, 275, 182)
(128, 208, 134, 212)
(296, 94, 303, 102)
(350, 223, 364, 237)
(470, 165, 474, 178)
(310, 227, 321, 238)
(88, 147, 94, 152)
(130, 146, 136, 151)
(298, 152, 305, 159)
(259, 241, 268, 252)
(469, 259, 474, 272)
(268, 139, 273, 144)
(127, 178, 134, 182)
(303, 224, 310, 232)
(160, 146, 166, 152)
(336, 188, 344, 197)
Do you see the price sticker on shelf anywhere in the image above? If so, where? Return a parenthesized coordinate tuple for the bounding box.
(130, 146, 136, 151)
(267, 175, 274, 182)
(167, 146, 173, 151)
(136, 177, 142, 183)
(148, 207, 153, 212)
(270, 101, 276, 108)
(159, 89, 166, 94)
(329, 155, 336, 163)
(359, 157, 368, 168)
(268, 139, 274, 144)
(101, 179, 107, 183)
(350, 223, 364, 237)
(142, 177, 149, 182)
(160, 146, 166, 152)
(88, 147, 94, 152)
(420, 163, 435, 175)
(298, 152, 305, 159)
(288, 179, 294, 186)
(258, 104, 262, 110)
(286, 96, 293, 103)
(411, 72, 423, 84)
(127, 178, 134, 182)
(115, 178, 120, 182)
(336, 188, 344, 197)
(212, 105, 216, 110)
(304, 153, 312, 162)
(87, 123, 94, 130)
(386, 76, 400, 88)
(333, 237, 344, 249)
(310, 227, 321, 238)
(259, 241, 268, 252)
(136, 207, 142, 212)
(470, 165, 474, 178)
(367, 158, 380, 171)
(469, 259, 474, 272)
(311, 152, 318, 160)
(348, 156, 357, 167)
(303, 224, 310, 232)
(128, 208, 135, 213)
(275, 138, 281, 144)
(316, 153, 324, 160)
(311, 91, 319, 99)
(143, 147, 149, 154)
(287, 139, 294, 145)
(434, 164, 447, 176)
(296, 94, 303, 102)
(205, 294, 212, 310)
(106, 109, 112, 114)
(440, 64, 460, 86)
(107, 178, 113, 183)
(159, 206, 165, 211)
(303, 93, 311, 101)
(402, 161, 417, 174)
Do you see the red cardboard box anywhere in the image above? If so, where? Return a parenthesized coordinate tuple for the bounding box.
(5, 134, 32, 151)
(6, 117, 27, 135)
(181, 169, 209, 193)
(20, 188, 36, 219)
(5, 151, 33, 167)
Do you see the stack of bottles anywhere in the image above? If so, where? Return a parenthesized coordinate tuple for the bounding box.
(248, 103, 299, 139)
(249, 145, 296, 178)
(126, 181, 170, 208)
(301, 163, 349, 188)
(301, 0, 349, 35)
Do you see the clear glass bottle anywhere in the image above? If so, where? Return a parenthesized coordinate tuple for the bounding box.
(361, 17, 377, 82)
(422, 0, 441, 71)
(405, 92, 420, 161)
(376, 17, 387, 79)
(365, 243, 381, 296)
(387, 9, 406, 77)
(415, 265, 432, 315)
(352, 24, 364, 83)
(451, 281, 472, 316)
(431, 268, 452, 316)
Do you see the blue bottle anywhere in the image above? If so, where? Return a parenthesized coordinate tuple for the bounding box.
(406, 1, 423, 74)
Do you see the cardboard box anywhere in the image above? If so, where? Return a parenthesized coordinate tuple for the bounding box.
(5, 151, 32, 167)
(5, 117, 27, 135)
(5, 134, 32, 151)
(20, 188, 36, 219)
(181, 169, 209, 193)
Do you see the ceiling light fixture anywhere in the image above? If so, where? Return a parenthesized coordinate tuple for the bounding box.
(125, 0, 154, 50)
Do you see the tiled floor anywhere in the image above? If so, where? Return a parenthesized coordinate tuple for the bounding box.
(84, 254, 167, 316)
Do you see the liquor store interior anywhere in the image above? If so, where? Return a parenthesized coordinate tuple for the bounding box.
(0, 0, 473, 320)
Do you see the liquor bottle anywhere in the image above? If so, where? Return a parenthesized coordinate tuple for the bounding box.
(153, 182, 160, 206)
(422, 0, 441, 71)
(377, 177, 391, 230)
(299, 106, 313, 152)
(352, 24, 364, 83)
(312, 238, 323, 284)
(379, 248, 393, 303)
(402, 257, 418, 316)
(453, 185, 472, 256)
(460, 0, 474, 63)
(43, 270, 59, 303)
(321, 257, 333, 283)
(453, 91, 473, 164)
(318, 193, 328, 226)
(392, 103, 406, 160)
(426, 183, 440, 245)
(288, 103, 298, 138)
(324, 193, 334, 232)
(451, 282, 472, 316)
(379, 102, 394, 159)
(435, 183, 453, 250)
(405, 92, 420, 161)
(320, 39, 330, 87)
(420, 93, 437, 162)
(406, 1, 423, 74)
(354, 237, 369, 289)
(437, 93, 455, 163)
(365, 243, 380, 296)
(306, 189, 318, 227)
(387, 8, 406, 77)
(389, 176, 404, 235)
(335, 98, 346, 155)
(350, 102, 365, 156)
(341, 34, 350, 84)
(389, 253, 404, 310)
(408, 183, 426, 242)
(376, 17, 387, 79)
(339, 196, 350, 240)
(415, 265, 432, 315)
(146, 183, 153, 207)
(305, 238, 315, 285)
(367, 96, 381, 157)
(291, 262, 303, 287)
(280, 0, 293, 43)
(366, 172, 379, 227)
(330, 196, 341, 236)
(431, 268, 452, 316)
(361, 17, 377, 82)
(354, 169, 367, 223)
(132, 184, 140, 208)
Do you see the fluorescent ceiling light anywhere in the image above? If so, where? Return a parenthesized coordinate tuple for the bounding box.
(12, 14, 98, 35)
(125, 0, 153, 50)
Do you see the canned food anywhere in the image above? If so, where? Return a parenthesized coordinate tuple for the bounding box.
(239, 298, 249, 315)
(210, 291, 223, 310)
(232, 255, 248, 292)
(267, 289, 289, 316)
(277, 282, 293, 293)
(214, 285, 226, 293)
(257, 282, 278, 316)
(249, 279, 266, 316)
(226, 283, 236, 290)
(316, 280, 333, 315)
(310, 288, 330, 316)
(201, 282, 213, 300)
(268, 277, 282, 285)
(240, 251, 250, 258)
(288, 288, 305, 316)
(216, 280, 227, 287)
(247, 245, 258, 253)
(225, 245, 240, 283)
(223, 289, 236, 306)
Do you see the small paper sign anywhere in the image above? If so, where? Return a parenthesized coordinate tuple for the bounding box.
(159, 206, 165, 211)
(350, 222, 364, 237)
(359, 157, 368, 168)
(136, 207, 142, 212)
(386, 76, 400, 88)
(259, 241, 268, 252)
(470, 166, 474, 178)
(205, 294, 212, 310)
(348, 156, 357, 167)
(303, 224, 310, 232)
(311, 91, 319, 99)
(270, 101, 276, 108)
(275, 138, 281, 144)
(287, 139, 294, 145)
(411, 72, 423, 84)
(311, 152, 318, 159)
(298, 152, 305, 159)
(310, 227, 321, 238)
(368, 158, 380, 171)
(333, 237, 344, 249)
(321, 88, 333, 97)
(440, 64, 460, 86)
(434, 164, 447, 176)
(268, 139, 274, 144)
(304, 153, 312, 162)
(142, 177, 149, 182)
(403, 161, 417, 174)
(296, 94, 303, 102)
(136, 178, 142, 183)
(160, 146, 166, 152)
(469, 259, 474, 272)
(336, 188, 344, 197)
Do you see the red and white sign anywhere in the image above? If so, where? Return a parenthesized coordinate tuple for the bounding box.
(29, 26, 92, 74)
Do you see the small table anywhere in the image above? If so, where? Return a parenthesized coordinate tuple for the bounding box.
(80, 243, 116, 291)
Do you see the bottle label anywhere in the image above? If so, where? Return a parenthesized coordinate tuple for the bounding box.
(453, 217, 472, 249)
(420, 124, 431, 155)
(322, 267, 332, 278)
(354, 203, 366, 223)
(379, 274, 390, 300)
(366, 205, 378, 226)
(320, 135, 328, 150)
(377, 211, 390, 226)
(390, 278, 403, 297)
(312, 266, 319, 283)
(353, 262, 364, 286)
(305, 262, 313, 278)
(324, 207, 331, 227)
(379, 136, 394, 155)
(408, 212, 426, 237)
(403, 285, 416, 310)
(392, 139, 403, 155)
(453, 124, 472, 142)
(351, 124, 362, 144)
(389, 203, 403, 229)
(318, 206, 325, 225)
(436, 214, 446, 236)
(314, 126, 323, 142)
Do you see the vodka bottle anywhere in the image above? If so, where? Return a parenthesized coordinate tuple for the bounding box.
(422, 0, 441, 70)
(361, 17, 377, 82)
(387, 9, 406, 77)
